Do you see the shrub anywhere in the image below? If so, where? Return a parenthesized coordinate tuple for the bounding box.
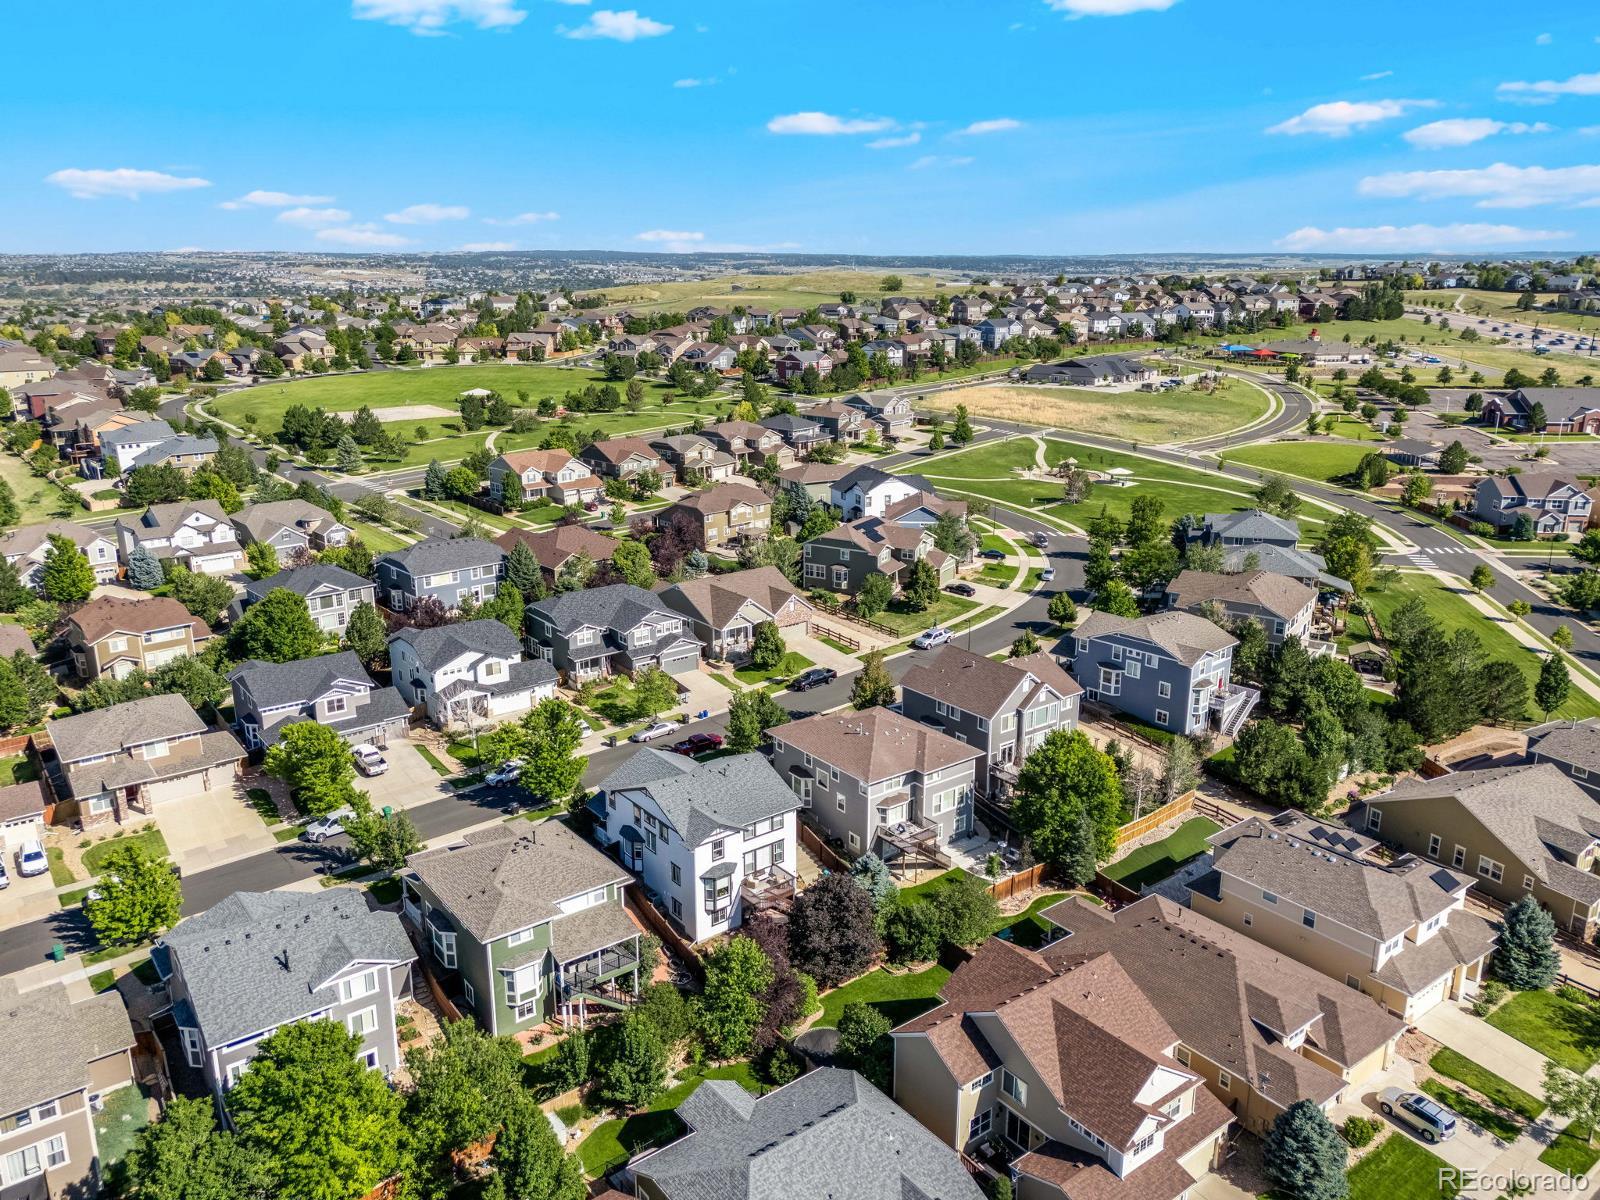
(883, 899, 943, 965)
(1558, 984, 1589, 1005)
(1340, 1115, 1379, 1148)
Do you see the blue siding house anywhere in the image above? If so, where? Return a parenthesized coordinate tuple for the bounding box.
(374, 538, 505, 613)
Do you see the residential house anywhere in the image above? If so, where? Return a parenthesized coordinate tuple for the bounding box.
(1163, 569, 1316, 645)
(776, 462, 850, 504)
(42, 694, 245, 827)
(1062, 611, 1252, 737)
(860, 339, 906, 370)
(1472, 473, 1594, 536)
(0, 346, 55, 391)
(702, 421, 792, 467)
(1189, 509, 1300, 550)
(1481, 387, 1600, 434)
(1191, 811, 1495, 1021)
(505, 329, 557, 359)
(802, 516, 953, 595)
(1021, 354, 1159, 387)
(578, 437, 670, 483)
(126, 434, 218, 475)
(65, 596, 211, 682)
(115, 500, 244, 576)
(486, 449, 605, 508)
(900, 645, 1082, 799)
(770, 707, 981, 861)
(658, 566, 816, 661)
(632, 1068, 984, 1200)
(375, 538, 504, 612)
(831, 466, 938, 521)
(1356, 764, 1600, 938)
(493, 525, 618, 588)
(230, 651, 411, 751)
(156, 891, 414, 1102)
(773, 350, 833, 383)
(402, 821, 638, 1034)
(0, 521, 119, 589)
(525, 584, 702, 681)
(390, 619, 557, 730)
(1528, 718, 1600, 799)
(883, 489, 967, 530)
(593, 750, 800, 941)
(98, 418, 178, 475)
(654, 482, 771, 551)
(843, 391, 915, 441)
(237, 562, 375, 634)
(1219, 544, 1353, 595)
(648, 434, 737, 484)
(760, 413, 827, 455)
(231, 500, 352, 556)
(804, 400, 865, 443)
(0, 979, 136, 1200)
(681, 342, 737, 373)
(977, 317, 1022, 349)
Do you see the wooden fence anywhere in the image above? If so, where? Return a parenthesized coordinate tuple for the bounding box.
(625, 882, 704, 984)
(1557, 973, 1600, 1000)
(810, 623, 863, 652)
(1091, 873, 1144, 906)
(799, 819, 852, 874)
(986, 863, 1047, 903)
(1112, 790, 1197, 848)
(805, 593, 899, 639)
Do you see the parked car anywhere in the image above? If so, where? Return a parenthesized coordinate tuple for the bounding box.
(1378, 1088, 1457, 1143)
(913, 627, 952, 650)
(630, 720, 681, 743)
(1041, 567, 1056, 582)
(352, 744, 388, 776)
(15, 840, 46, 878)
(302, 809, 355, 843)
(946, 582, 977, 597)
(790, 667, 838, 692)
(0, 858, 9, 889)
(979, 549, 1006, 561)
(485, 758, 525, 787)
(672, 733, 724, 757)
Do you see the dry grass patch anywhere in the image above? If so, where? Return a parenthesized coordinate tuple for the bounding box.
(920, 378, 1267, 444)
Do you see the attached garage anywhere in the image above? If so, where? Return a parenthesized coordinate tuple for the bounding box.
(657, 640, 703, 676)
(0, 780, 47, 853)
(1406, 973, 1451, 1021)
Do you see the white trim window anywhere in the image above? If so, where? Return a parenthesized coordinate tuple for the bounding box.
(1001, 1069, 1028, 1105)
(1478, 856, 1504, 884)
(339, 970, 379, 1002)
(180, 1026, 203, 1068)
(430, 926, 457, 969)
(347, 1006, 379, 1036)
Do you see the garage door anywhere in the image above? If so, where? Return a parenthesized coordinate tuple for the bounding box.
(1, 816, 41, 852)
(659, 646, 700, 675)
(1411, 974, 1449, 1017)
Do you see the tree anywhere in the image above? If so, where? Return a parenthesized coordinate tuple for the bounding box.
(1011, 730, 1123, 880)
(1095, 579, 1139, 618)
(343, 796, 422, 873)
(851, 649, 897, 710)
(516, 698, 587, 801)
(632, 666, 678, 721)
(1048, 592, 1077, 628)
(6, 651, 54, 727)
(697, 935, 773, 1059)
(39, 534, 95, 603)
(482, 1094, 585, 1200)
(610, 539, 656, 589)
(835, 1001, 892, 1090)
(171, 567, 235, 623)
(951, 404, 973, 445)
(342, 602, 388, 667)
(1263, 1101, 1348, 1200)
(1554, 624, 1575, 650)
(749, 620, 785, 670)
(405, 1020, 530, 1198)
(1467, 563, 1495, 593)
(725, 689, 789, 753)
(855, 572, 893, 617)
(902, 558, 939, 612)
(123, 543, 163, 590)
(231, 587, 324, 663)
(1439, 440, 1469, 474)
(595, 1013, 668, 1108)
(264, 721, 365, 817)
(1495, 895, 1559, 989)
(1537, 654, 1571, 719)
(504, 540, 544, 596)
(939, 873, 1003, 947)
(244, 541, 280, 580)
(1543, 1063, 1600, 1148)
(1254, 474, 1301, 519)
(1401, 472, 1433, 509)
(930, 511, 977, 560)
(422, 459, 448, 500)
(188, 471, 242, 514)
(1009, 629, 1041, 658)
(123, 1095, 273, 1200)
(787, 871, 881, 988)
(849, 852, 897, 913)
(1321, 535, 1373, 594)
(227, 1021, 404, 1200)
(84, 844, 182, 947)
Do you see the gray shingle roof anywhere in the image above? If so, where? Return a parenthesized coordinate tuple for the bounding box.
(390, 618, 523, 671)
(597, 750, 800, 846)
(1203, 509, 1300, 543)
(130, 435, 217, 469)
(259, 686, 411, 747)
(0, 979, 133, 1115)
(527, 582, 677, 635)
(1071, 609, 1237, 667)
(1529, 719, 1600, 775)
(1220, 544, 1352, 593)
(378, 536, 503, 577)
(901, 643, 1081, 719)
(232, 499, 348, 545)
(99, 418, 175, 448)
(47, 693, 207, 762)
(243, 561, 371, 604)
(162, 890, 414, 1046)
(229, 650, 376, 709)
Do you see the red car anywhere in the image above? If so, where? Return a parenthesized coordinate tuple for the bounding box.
(671, 733, 724, 757)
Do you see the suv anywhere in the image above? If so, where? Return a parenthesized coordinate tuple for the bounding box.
(302, 809, 355, 843)
(1378, 1088, 1457, 1143)
(15, 840, 47, 878)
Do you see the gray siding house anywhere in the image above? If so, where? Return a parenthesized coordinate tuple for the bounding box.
(229, 651, 411, 751)
(900, 645, 1082, 799)
(154, 891, 415, 1105)
(1528, 719, 1600, 800)
(375, 538, 505, 612)
(525, 584, 701, 682)
(390, 619, 558, 730)
(231, 500, 351, 556)
(1191, 510, 1300, 550)
(237, 563, 375, 634)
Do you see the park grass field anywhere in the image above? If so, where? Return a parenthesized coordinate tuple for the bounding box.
(920, 376, 1270, 445)
(1221, 439, 1373, 484)
(1407, 287, 1600, 335)
(0, 450, 78, 526)
(576, 268, 956, 314)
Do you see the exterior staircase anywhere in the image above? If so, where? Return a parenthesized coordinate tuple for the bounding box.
(1212, 684, 1260, 738)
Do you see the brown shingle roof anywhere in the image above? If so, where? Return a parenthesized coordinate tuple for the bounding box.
(68, 595, 210, 646)
(901, 644, 1081, 718)
(493, 524, 617, 569)
(1165, 569, 1316, 622)
(773, 707, 980, 783)
(667, 482, 769, 517)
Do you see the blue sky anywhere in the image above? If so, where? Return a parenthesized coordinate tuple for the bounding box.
(6, 0, 1600, 256)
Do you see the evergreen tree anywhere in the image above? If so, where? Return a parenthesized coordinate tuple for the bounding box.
(504, 540, 544, 596)
(423, 459, 448, 500)
(40, 534, 95, 603)
(1495, 895, 1559, 989)
(725, 689, 789, 753)
(1264, 1101, 1349, 1200)
(0, 557, 30, 612)
(342, 602, 388, 667)
(851, 650, 896, 710)
(951, 404, 973, 444)
(126, 544, 164, 590)
(902, 558, 939, 612)
(335, 434, 362, 472)
(1537, 655, 1571, 719)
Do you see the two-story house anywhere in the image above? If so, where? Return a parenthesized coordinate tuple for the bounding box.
(1062, 611, 1253, 737)
(525, 584, 702, 681)
(842, 392, 915, 441)
(1190, 812, 1496, 1022)
(647, 434, 737, 484)
(830, 466, 936, 521)
(402, 821, 639, 1034)
(115, 500, 244, 576)
(0, 979, 136, 1200)
(43, 694, 245, 828)
(1219, 544, 1354, 596)
(1188, 510, 1300, 551)
(390, 619, 557, 730)
(1528, 718, 1600, 800)
(770, 707, 981, 862)
(802, 516, 954, 596)
(1164, 569, 1317, 645)
(0, 521, 119, 589)
(1472, 473, 1594, 536)
(759, 413, 827, 456)
(593, 749, 800, 941)
(776, 462, 850, 505)
(653, 483, 771, 552)
(375, 538, 504, 612)
(578, 437, 670, 483)
(230, 651, 411, 751)
(155, 890, 414, 1104)
(231, 499, 351, 556)
(493, 525, 619, 588)
(65, 595, 211, 682)
(125, 435, 218, 475)
(657, 566, 816, 662)
(900, 645, 1082, 800)
(1356, 764, 1600, 938)
(805, 400, 865, 443)
(238, 563, 376, 634)
(97, 418, 178, 475)
(486, 449, 604, 508)
(701, 421, 792, 468)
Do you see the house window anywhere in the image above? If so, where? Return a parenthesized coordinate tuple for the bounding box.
(326, 696, 347, 715)
(1174, 1045, 1190, 1067)
(968, 1106, 993, 1143)
(180, 1026, 203, 1068)
(671, 897, 683, 919)
(340, 970, 379, 1001)
(1302, 909, 1316, 929)
(836, 796, 846, 813)
(1125, 658, 1141, 680)
(711, 839, 725, 861)
(848, 832, 860, 850)
(1365, 808, 1382, 832)
(1453, 846, 1466, 869)
(1262, 891, 1278, 904)
(1428, 834, 1441, 858)
(1478, 856, 1504, 883)
(430, 926, 457, 969)
(463, 979, 475, 1008)
(225, 1061, 247, 1089)
(507, 928, 534, 947)
(347, 1006, 379, 1037)
(1218, 1070, 1232, 1090)
(1346, 974, 1360, 989)
(360, 1049, 381, 1070)
(671, 863, 681, 885)
(1155, 710, 1169, 727)
(1158, 681, 1171, 699)
(1242, 912, 1253, 927)
(1524, 875, 1536, 890)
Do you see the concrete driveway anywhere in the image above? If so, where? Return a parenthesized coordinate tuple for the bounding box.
(1340, 1055, 1511, 1177)
(0, 846, 60, 930)
(1416, 1001, 1549, 1095)
(359, 741, 451, 813)
(159, 783, 276, 873)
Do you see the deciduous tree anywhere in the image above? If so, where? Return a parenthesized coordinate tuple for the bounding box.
(786, 871, 881, 988)
(264, 721, 365, 817)
(84, 844, 182, 947)
(40, 534, 95, 603)
(230, 587, 323, 662)
(696, 935, 773, 1059)
(1011, 730, 1122, 881)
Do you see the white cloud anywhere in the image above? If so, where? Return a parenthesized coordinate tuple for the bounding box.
(384, 203, 470, 223)
(315, 224, 415, 247)
(1581, 126, 1600, 136)
(1358, 162, 1600, 208)
(1498, 70, 1600, 102)
(45, 167, 211, 200)
(673, 77, 714, 87)
(766, 111, 897, 135)
(1267, 98, 1436, 137)
(952, 118, 1023, 137)
(1043, 0, 1180, 15)
(276, 206, 352, 227)
(219, 189, 333, 210)
(483, 211, 559, 225)
(458, 241, 517, 251)
(351, 0, 525, 34)
(1536, 32, 1553, 45)
(1402, 118, 1553, 149)
(1277, 222, 1572, 252)
(1360, 70, 1393, 81)
(636, 229, 703, 242)
(563, 9, 671, 40)
(868, 132, 922, 149)
(909, 155, 975, 170)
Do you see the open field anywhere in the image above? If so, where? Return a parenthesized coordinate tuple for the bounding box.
(920, 376, 1270, 445)
(1407, 288, 1600, 335)
(1221, 439, 1374, 483)
(0, 451, 78, 527)
(577, 269, 957, 314)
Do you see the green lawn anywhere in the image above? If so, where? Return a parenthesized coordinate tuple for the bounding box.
(1365, 575, 1600, 722)
(898, 867, 971, 902)
(0, 753, 39, 785)
(0, 450, 80, 530)
(1486, 988, 1600, 1072)
(1326, 417, 1388, 442)
(577, 1063, 763, 1177)
(869, 593, 980, 637)
(1221, 439, 1375, 484)
(1346, 1133, 1459, 1200)
(92, 1082, 154, 1171)
(47, 847, 75, 887)
(1428, 1048, 1545, 1120)
(814, 964, 952, 1029)
(1419, 1080, 1522, 1142)
(733, 650, 812, 688)
(1540, 1124, 1600, 1176)
(1102, 818, 1221, 890)
(997, 892, 1072, 948)
(81, 828, 170, 875)
(978, 561, 1019, 587)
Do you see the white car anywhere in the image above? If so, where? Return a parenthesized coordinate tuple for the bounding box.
(1040, 567, 1056, 583)
(15, 839, 47, 878)
(352, 745, 388, 776)
(302, 809, 354, 843)
(485, 758, 525, 786)
(630, 720, 681, 743)
(913, 627, 952, 650)
(0, 858, 9, 889)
